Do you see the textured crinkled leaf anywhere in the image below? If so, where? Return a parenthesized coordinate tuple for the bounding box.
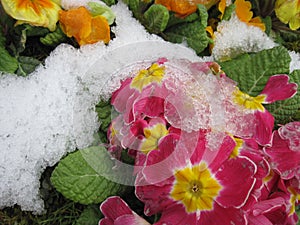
(75, 205, 103, 225)
(165, 21, 209, 54)
(17, 56, 41, 76)
(40, 26, 67, 46)
(197, 4, 208, 27)
(51, 146, 129, 204)
(0, 47, 18, 73)
(219, 46, 291, 96)
(88, 2, 116, 25)
(167, 12, 198, 27)
(265, 70, 300, 125)
(144, 4, 169, 34)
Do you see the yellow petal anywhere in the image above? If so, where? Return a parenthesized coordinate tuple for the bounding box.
(218, 0, 226, 19)
(1, 0, 61, 31)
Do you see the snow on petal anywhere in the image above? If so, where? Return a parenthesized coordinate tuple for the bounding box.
(264, 122, 300, 180)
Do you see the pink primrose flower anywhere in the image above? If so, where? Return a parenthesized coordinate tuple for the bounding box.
(232, 75, 297, 146)
(135, 131, 257, 224)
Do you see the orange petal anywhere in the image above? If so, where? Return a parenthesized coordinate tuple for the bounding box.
(249, 16, 266, 31)
(235, 0, 253, 22)
(59, 7, 92, 42)
(83, 15, 110, 45)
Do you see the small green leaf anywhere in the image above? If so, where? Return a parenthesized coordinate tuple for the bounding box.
(262, 16, 272, 36)
(165, 21, 209, 54)
(265, 70, 300, 125)
(16, 56, 41, 76)
(222, 4, 236, 21)
(40, 26, 67, 46)
(51, 146, 131, 204)
(88, 2, 116, 25)
(219, 46, 291, 96)
(100, 0, 116, 7)
(144, 4, 169, 34)
(197, 4, 208, 28)
(75, 205, 103, 225)
(0, 47, 18, 73)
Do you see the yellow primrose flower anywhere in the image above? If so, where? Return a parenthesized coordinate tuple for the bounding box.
(59, 6, 110, 46)
(218, 0, 226, 19)
(131, 63, 165, 92)
(275, 0, 300, 30)
(235, 0, 266, 31)
(1, 0, 61, 31)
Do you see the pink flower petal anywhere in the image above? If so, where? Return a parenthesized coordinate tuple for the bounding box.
(135, 173, 174, 216)
(111, 78, 134, 113)
(264, 130, 300, 179)
(100, 196, 133, 221)
(216, 156, 257, 208)
(261, 75, 298, 103)
(247, 215, 273, 225)
(202, 134, 236, 173)
(155, 204, 197, 225)
(115, 214, 150, 225)
(199, 203, 247, 225)
(254, 110, 274, 146)
(99, 218, 114, 225)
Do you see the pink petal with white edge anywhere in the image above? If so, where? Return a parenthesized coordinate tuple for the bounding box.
(254, 110, 274, 146)
(115, 214, 150, 225)
(216, 156, 257, 208)
(264, 130, 300, 179)
(99, 196, 133, 222)
(278, 121, 300, 151)
(111, 78, 134, 113)
(247, 215, 273, 225)
(199, 203, 247, 225)
(261, 75, 298, 104)
(155, 204, 197, 225)
(202, 134, 236, 173)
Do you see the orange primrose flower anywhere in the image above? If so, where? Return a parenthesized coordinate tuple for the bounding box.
(155, 0, 219, 17)
(59, 6, 110, 46)
(234, 0, 266, 31)
(1, 0, 61, 31)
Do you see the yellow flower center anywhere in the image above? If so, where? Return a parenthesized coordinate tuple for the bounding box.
(170, 162, 222, 213)
(233, 88, 266, 111)
(130, 63, 165, 92)
(288, 187, 300, 215)
(140, 123, 169, 154)
(230, 137, 244, 158)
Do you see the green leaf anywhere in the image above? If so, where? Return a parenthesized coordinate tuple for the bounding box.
(40, 26, 67, 46)
(219, 46, 291, 96)
(222, 4, 236, 21)
(144, 4, 169, 34)
(16, 56, 41, 76)
(75, 205, 103, 225)
(265, 70, 300, 125)
(197, 4, 208, 28)
(167, 12, 199, 27)
(100, 0, 116, 7)
(165, 21, 209, 54)
(0, 47, 18, 73)
(88, 2, 116, 25)
(262, 16, 272, 36)
(51, 146, 131, 205)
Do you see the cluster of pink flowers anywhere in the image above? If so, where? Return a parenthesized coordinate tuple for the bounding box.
(99, 58, 299, 225)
